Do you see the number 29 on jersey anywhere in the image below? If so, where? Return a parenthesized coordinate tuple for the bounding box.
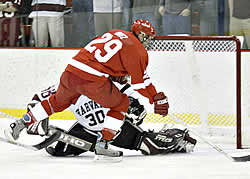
(85, 32, 128, 63)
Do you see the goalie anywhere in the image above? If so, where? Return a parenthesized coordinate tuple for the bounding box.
(11, 81, 196, 157)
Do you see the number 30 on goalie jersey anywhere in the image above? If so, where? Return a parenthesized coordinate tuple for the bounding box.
(69, 95, 109, 131)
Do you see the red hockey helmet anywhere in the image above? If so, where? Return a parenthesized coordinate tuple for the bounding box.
(131, 19, 156, 37)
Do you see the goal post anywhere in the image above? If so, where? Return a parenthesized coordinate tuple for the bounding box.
(142, 35, 245, 149)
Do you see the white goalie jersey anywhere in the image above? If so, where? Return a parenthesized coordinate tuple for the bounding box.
(69, 95, 108, 131)
(31, 83, 140, 131)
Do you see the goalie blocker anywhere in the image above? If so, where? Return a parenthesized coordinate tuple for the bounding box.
(46, 118, 197, 156)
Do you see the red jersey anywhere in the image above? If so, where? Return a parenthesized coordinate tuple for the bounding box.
(66, 29, 157, 103)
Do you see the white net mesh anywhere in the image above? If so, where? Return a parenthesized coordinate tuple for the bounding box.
(147, 39, 237, 52)
(142, 36, 249, 148)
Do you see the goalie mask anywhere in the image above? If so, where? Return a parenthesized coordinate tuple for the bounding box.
(131, 19, 156, 47)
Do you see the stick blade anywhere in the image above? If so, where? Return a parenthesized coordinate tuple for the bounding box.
(232, 155, 250, 162)
(33, 131, 61, 150)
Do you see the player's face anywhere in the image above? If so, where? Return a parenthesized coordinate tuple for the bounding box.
(138, 32, 154, 47)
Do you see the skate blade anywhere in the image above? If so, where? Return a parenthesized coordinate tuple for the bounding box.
(93, 154, 123, 163)
(4, 129, 16, 142)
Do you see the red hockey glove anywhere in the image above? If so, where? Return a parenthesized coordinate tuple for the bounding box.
(153, 92, 169, 116)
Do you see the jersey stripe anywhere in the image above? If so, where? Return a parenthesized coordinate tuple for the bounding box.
(68, 59, 109, 78)
(132, 82, 146, 90)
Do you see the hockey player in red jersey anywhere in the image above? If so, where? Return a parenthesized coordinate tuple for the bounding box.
(5, 19, 169, 156)
(23, 83, 196, 157)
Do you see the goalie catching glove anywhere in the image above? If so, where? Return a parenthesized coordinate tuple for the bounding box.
(153, 92, 169, 116)
(139, 128, 197, 155)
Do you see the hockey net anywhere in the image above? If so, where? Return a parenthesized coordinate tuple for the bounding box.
(141, 36, 250, 149)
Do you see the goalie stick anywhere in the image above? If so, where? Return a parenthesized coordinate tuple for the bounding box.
(167, 113, 250, 162)
(0, 131, 61, 151)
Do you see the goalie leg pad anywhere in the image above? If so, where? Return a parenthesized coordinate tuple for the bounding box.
(46, 123, 98, 156)
(111, 119, 144, 150)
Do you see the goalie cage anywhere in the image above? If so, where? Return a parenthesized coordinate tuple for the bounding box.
(142, 35, 250, 149)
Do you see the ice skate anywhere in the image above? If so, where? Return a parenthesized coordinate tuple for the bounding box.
(95, 140, 123, 157)
(4, 119, 27, 141)
(94, 140, 123, 162)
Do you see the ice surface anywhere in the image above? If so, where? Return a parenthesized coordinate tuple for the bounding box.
(1, 118, 250, 179)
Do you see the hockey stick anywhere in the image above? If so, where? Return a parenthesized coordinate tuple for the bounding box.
(168, 113, 250, 162)
(0, 131, 61, 151)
